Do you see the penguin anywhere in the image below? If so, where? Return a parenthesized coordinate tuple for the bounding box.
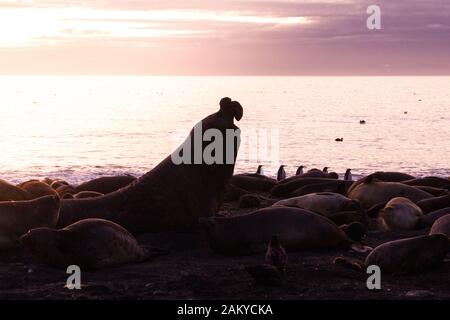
(296, 165, 305, 176)
(344, 169, 353, 181)
(265, 234, 288, 273)
(256, 165, 264, 176)
(277, 165, 286, 181)
(323, 167, 329, 173)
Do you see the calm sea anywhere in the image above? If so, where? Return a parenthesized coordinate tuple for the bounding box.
(0, 76, 449, 184)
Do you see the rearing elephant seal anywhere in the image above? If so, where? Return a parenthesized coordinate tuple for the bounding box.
(199, 206, 371, 255)
(20, 218, 168, 270)
(0, 195, 60, 250)
(273, 192, 361, 217)
(57, 98, 243, 234)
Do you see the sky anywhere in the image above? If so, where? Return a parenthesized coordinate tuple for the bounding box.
(0, 0, 449, 75)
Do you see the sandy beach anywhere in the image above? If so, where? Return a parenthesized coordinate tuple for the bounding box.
(1, 196, 449, 300)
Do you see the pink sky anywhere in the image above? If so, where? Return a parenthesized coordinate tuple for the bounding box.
(0, 0, 449, 75)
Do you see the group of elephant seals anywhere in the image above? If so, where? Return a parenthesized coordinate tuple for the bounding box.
(20, 218, 168, 270)
(335, 234, 449, 275)
(198, 206, 371, 255)
(57, 98, 243, 234)
(379, 197, 423, 230)
(273, 192, 361, 217)
(346, 175, 433, 208)
(0, 195, 60, 250)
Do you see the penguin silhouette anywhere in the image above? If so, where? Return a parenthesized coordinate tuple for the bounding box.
(265, 234, 288, 272)
(344, 169, 353, 181)
(277, 165, 286, 181)
(296, 165, 305, 176)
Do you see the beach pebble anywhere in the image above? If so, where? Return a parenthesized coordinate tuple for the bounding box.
(405, 290, 435, 298)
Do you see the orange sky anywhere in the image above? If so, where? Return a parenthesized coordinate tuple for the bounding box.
(0, 0, 449, 75)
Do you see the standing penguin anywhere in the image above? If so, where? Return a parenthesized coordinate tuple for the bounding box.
(296, 165, 305, 176)
(256, 165, 264, 175)
(345, 169, 353, 181)
(265, 234, 288, 272)
(323, 167, 329, 173)
(277, 165, 287, 181)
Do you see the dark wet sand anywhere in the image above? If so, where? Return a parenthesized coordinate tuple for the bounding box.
(0, 200, 449, 300)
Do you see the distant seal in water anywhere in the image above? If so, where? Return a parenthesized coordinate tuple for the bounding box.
(18, 180, 59, 199)
(336, 234, 449, 275)
(198, 206, 371, 255)
(0, 179, 29, 201)
(379, 197, 423, 230)
(277, 165, 286, 181)
(273, 192, 361, 217)
(0, 195, 60, 250)
(20, 218, 168, 270)
(57, 98, 243, 234)
(418, 207, 450, 228)
(416, 192, 450, 214)
(75, 175, 137, 194)
(346, 175, 433, 208)
(429, 215, 450, 237)
(74, 191, 104, 199)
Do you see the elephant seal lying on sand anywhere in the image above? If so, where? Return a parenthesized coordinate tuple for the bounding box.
(335, 234, 449, 275)
(273, 192, 361, 216)
(346, 175, 433, 208)
(199, 207, 371, 255)
(430, 215, 450, 237)
(416, 193, 450, 214)
(57, 98, 243, 234)
(379, 197, 423, 230)
(20, 219, 168, 270)
(75, 175, 137, 194)
(0, 195, 60, 250)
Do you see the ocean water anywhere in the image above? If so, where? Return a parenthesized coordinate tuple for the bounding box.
(0, 76, 449, 184)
